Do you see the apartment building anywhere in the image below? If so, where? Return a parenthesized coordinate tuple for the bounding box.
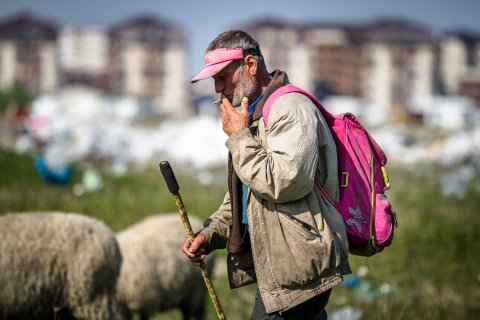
(1, 12, 477, 118)
(0, 13, 190, 116)
(303, 25, 363, 99)
(108, 15, 189, 115)
(0, 13, 58, 95)
(58, 25, 109, 90)
(440, 31, 480, 105)
(243, 20, 313, 91)
(354, 20, 437, 116)
(244, 19, 439, 119)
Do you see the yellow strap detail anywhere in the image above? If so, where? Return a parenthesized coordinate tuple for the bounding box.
(381, 166, 390, 189)
(340, 172, 349, 188)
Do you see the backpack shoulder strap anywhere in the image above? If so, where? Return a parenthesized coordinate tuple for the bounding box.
(263, 84, 334, 127)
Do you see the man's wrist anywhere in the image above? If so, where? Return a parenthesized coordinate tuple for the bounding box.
(226, 127, 251, 152)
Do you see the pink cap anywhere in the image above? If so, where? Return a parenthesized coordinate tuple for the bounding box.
(191, 48, 244, 83)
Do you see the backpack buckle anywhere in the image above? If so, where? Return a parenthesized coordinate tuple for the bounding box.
(340, 172, 349, 188)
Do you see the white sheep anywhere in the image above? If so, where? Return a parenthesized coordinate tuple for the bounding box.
(0, 211, 122, 320)
(116, 213, 216, 320)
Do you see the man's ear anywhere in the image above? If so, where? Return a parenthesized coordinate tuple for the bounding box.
(244, 55, 257, 76)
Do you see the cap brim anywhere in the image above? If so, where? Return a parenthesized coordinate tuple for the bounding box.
(191, 60, 232, 83)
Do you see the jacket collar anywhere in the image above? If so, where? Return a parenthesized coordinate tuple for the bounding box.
(251, 70, 290, 122)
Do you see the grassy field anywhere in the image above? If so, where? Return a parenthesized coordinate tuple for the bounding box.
(1, 147, 479, 319)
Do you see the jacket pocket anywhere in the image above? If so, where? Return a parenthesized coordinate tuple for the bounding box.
(266, 206, 327, 289)
(279, 211, 321, 241)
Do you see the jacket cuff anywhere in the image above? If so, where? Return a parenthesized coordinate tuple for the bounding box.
(201, 222, 227, 254)
(198, 226, 216, 255)
(226, 127, 251, 152)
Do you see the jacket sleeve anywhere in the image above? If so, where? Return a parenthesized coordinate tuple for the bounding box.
(201, 191, 232, 253)
(226, 93, 321, 203)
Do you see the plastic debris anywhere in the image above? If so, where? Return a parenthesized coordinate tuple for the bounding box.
(343, 276, 361, 288)
(330, 306, 363, 320)
(22, 90, 480, 195)
(35, 156, 72, 184)
(14, 133, 33, 153)
(342, 265, 369, 288)
(379, 282, 396, 296)
(356, 265, 369, 278)
(342, 266, 397, 302)
(354, 281, 379, 301)
(82, 168, 103, 193)
(72, 167, 104, 196)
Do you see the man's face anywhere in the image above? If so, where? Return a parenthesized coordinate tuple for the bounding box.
(213, 60, 257, 108)
(232, 65, 256, 108)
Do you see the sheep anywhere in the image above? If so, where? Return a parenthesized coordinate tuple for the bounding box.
(116, 213, 216, 320)
(0, 211, 122, 320)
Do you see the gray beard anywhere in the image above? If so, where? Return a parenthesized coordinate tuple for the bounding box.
(232, 71, 257, 108)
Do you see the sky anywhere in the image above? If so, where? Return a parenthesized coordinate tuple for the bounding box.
(1, 0, 480, 78)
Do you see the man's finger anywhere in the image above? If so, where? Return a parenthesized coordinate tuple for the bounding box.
(241, 97, 249, 114)
(220, 94, 230, 107)
(189, 237, 200, 252)
(188, 233, 206, 253)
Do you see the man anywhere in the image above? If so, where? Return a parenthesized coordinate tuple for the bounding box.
(183, 30, 351, 320)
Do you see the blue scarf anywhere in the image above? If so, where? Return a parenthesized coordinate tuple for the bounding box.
(242, 92, 265, 226)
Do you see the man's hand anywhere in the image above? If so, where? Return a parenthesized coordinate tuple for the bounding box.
(220, 95, 250, 136)
(182, 232, 208, 266)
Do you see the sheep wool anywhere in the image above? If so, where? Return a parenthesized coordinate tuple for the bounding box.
(116, 213, 216, 320)
(0, 212, 122, 320)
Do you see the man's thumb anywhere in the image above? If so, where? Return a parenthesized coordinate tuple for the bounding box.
(241, 97, 249, 113)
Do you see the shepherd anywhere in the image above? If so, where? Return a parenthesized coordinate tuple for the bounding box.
(183, 30, 351, 320)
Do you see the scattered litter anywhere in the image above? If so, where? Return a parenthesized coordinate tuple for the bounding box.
(356, 265, 369, 278)
(35, 156, 72, 184)
(354, 281, 379, 301)
(82, 167, 103, 193)
(343, 276, 361, 288)
(44, 142, 70, 173)
(27, 99, 228, 171)
(342, 266, 397, 303)
(342, 265, 371, 288)
(19, 91, 480, 201)
(73, 167, 104, 196)
(14, 133, 33, 154)
(330, 306, 363, 320)
(379, 282, 396, 296)
(34, 131, 73, 184)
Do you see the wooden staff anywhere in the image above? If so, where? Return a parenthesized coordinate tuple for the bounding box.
(159, 161, 226, 320)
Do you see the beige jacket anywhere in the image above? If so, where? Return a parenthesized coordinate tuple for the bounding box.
(202, 92, 351, 313)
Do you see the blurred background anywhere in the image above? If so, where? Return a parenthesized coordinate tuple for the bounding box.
(0, 1, 479, 319)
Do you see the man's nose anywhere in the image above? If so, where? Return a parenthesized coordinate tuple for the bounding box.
(214, 78, 225, 93)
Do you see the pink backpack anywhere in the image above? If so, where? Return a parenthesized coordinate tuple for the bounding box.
(263, 85, 398, 257)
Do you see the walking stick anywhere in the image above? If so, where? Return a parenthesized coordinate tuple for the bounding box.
(159, 161, 226, 320)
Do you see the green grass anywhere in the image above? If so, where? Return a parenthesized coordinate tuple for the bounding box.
(1, 147, 479, 319)
(0, 148, 227, 231)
